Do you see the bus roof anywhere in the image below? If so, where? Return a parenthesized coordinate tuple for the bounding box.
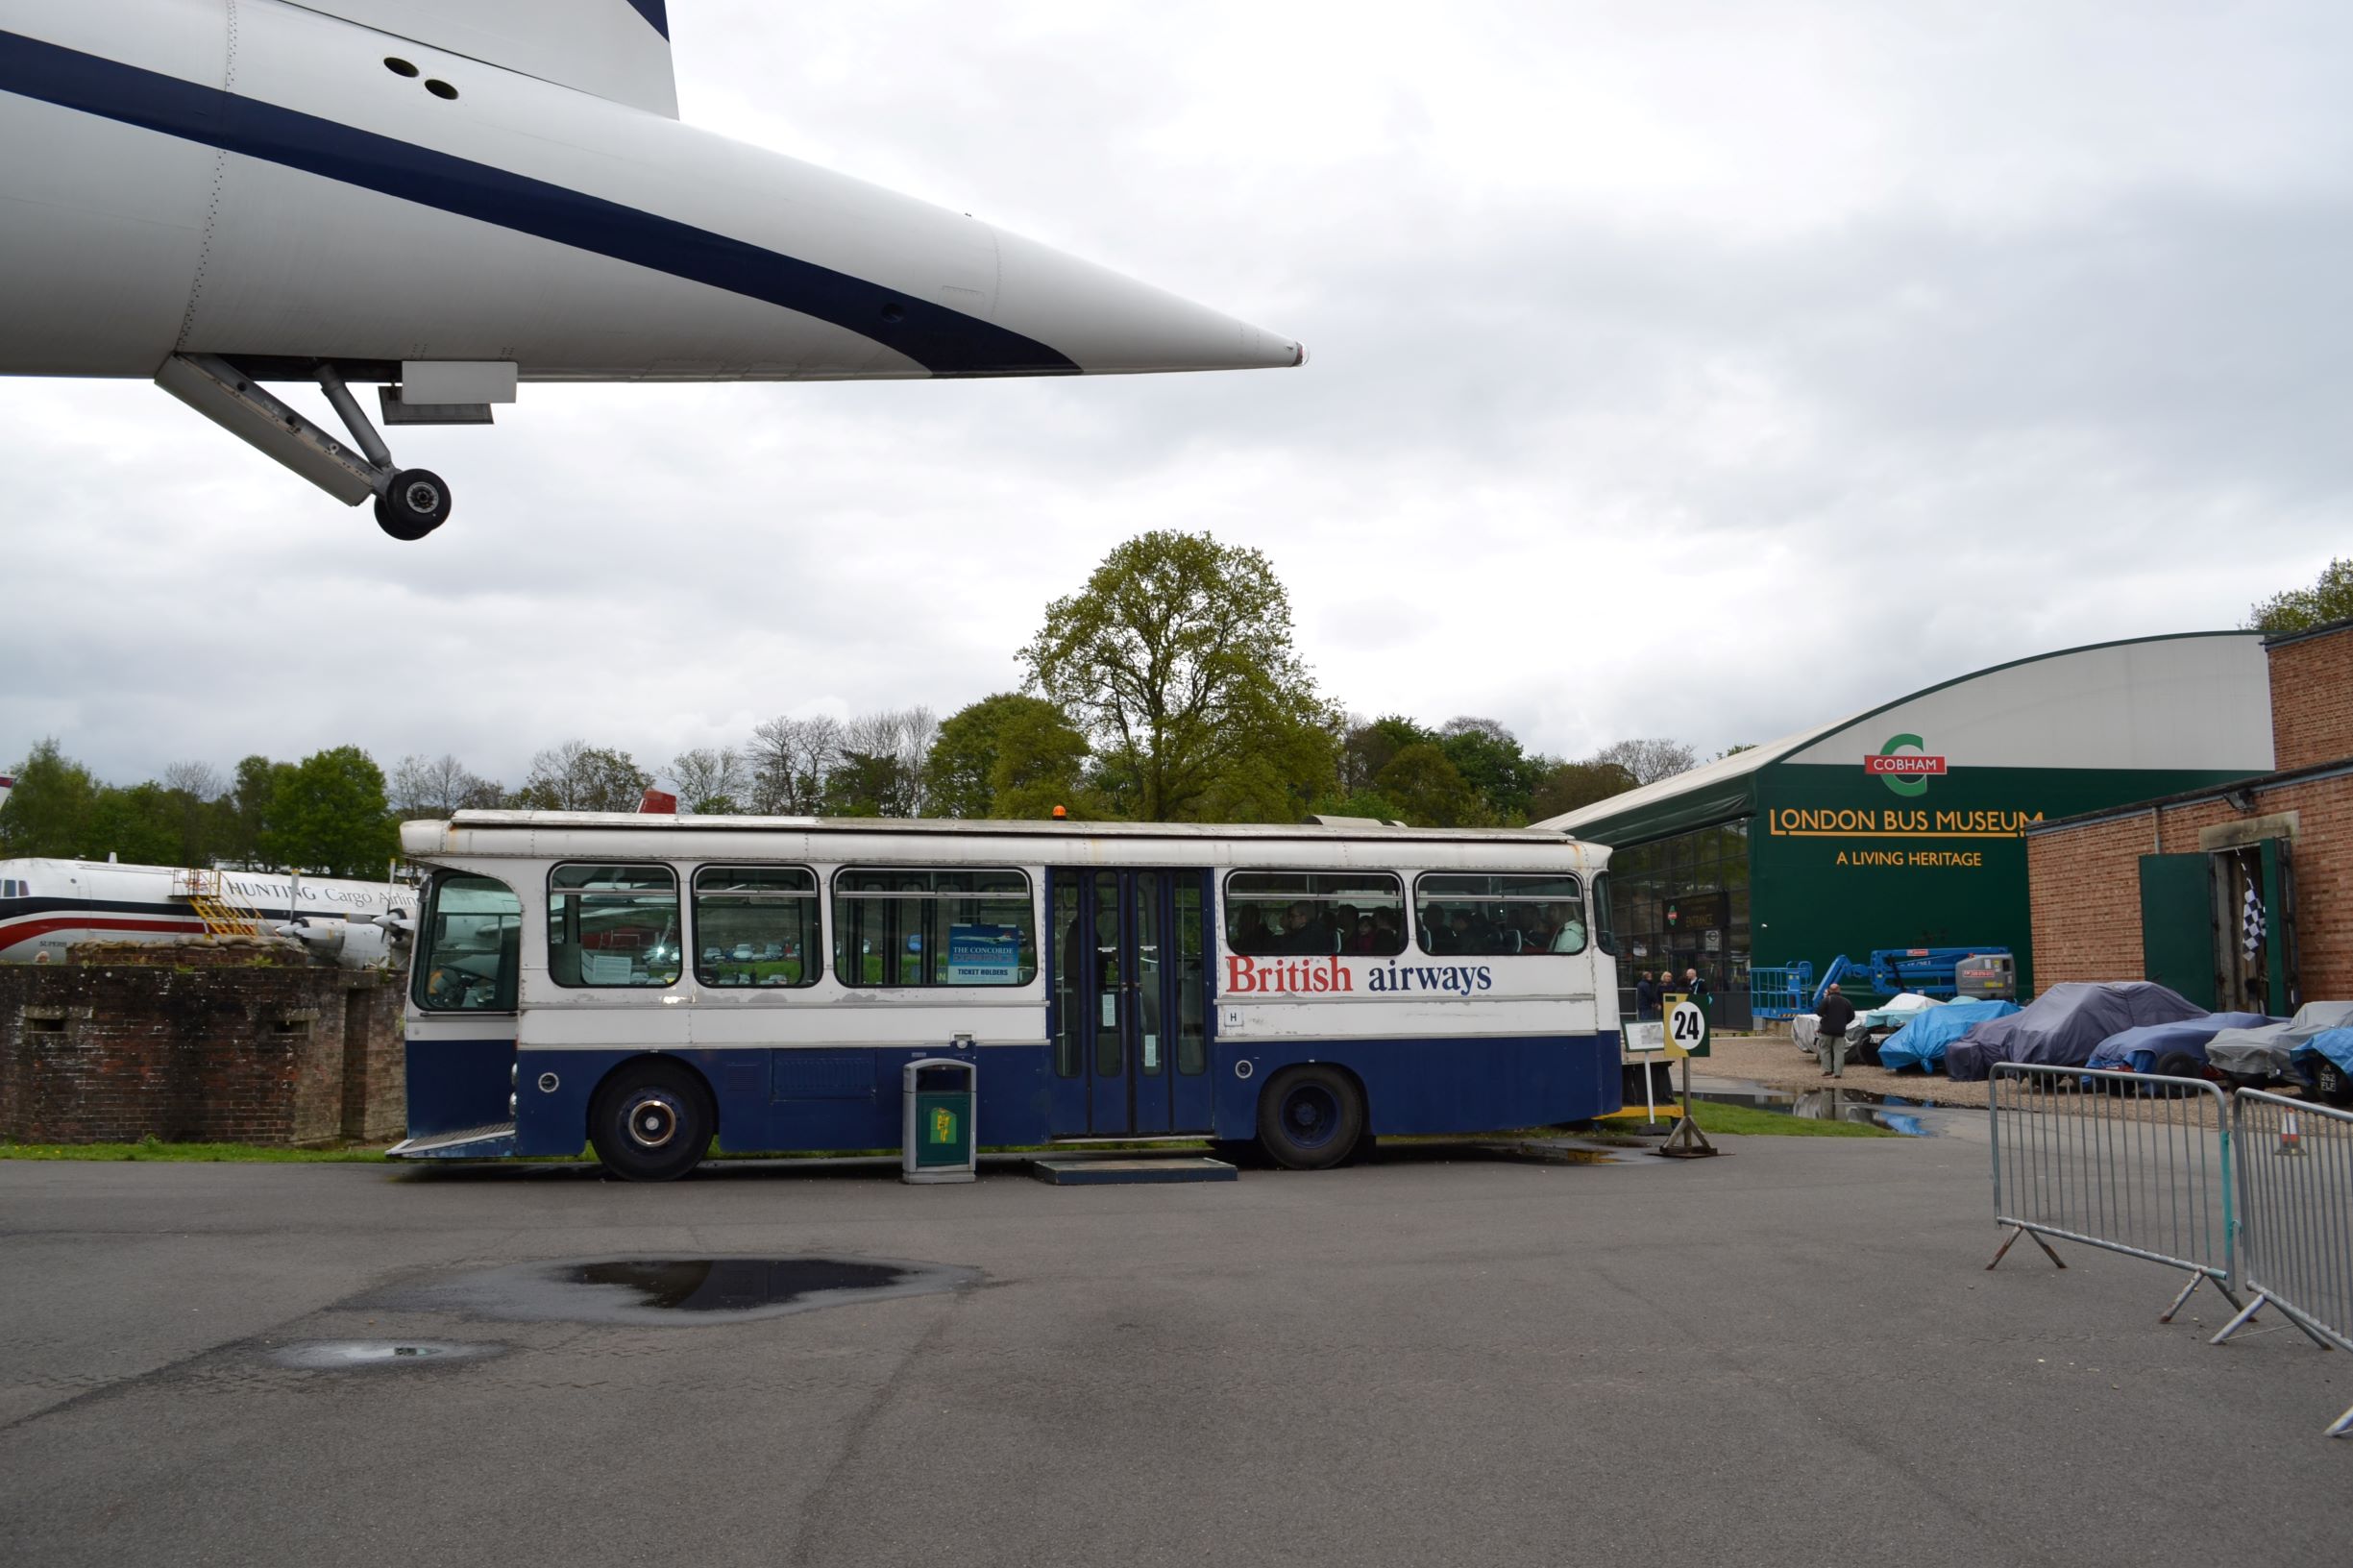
(400, 812, 1605, 872)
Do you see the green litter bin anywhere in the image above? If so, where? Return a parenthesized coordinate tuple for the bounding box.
(902, 1058, 976, 1185)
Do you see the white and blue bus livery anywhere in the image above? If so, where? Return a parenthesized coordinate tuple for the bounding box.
(393, 813, 1623, 1178)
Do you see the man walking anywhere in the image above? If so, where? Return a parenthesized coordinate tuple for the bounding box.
(1814, 983, 1857, 1077)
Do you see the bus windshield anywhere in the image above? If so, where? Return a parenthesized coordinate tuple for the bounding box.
(415, 873, 522, 1012)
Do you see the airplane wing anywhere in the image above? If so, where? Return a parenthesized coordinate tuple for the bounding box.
(290, 1, 678, 117)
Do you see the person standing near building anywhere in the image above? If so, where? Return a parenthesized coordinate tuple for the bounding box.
(1681, 968, 1708, 1005)
(1814, 983, 1857, 1077)
(1634, 970, 1658, 1019)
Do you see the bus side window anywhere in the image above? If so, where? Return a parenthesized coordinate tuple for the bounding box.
(415, 872, 524, 1012)
(548, 865, 682, 989)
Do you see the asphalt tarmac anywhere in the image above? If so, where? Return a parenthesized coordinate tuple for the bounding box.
(3, 1128, 2345, 1567)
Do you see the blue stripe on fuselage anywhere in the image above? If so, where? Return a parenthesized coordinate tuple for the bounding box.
(0, 30, 1076, 377)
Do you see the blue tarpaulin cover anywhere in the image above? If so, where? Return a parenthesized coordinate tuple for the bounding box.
(1946, 982, 2204, 1082)
(1877, 1000, 2019, 1073)
(2087, 1012, 2275, 1075)
(2291, 1027, 2353, 1077)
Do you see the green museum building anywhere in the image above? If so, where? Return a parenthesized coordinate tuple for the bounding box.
(1540, 633, 2276, 1026)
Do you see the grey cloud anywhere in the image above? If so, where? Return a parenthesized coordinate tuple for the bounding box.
(4, 3, 2349, 787)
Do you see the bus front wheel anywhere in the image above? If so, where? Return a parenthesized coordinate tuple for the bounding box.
(1257, 1066, 1364, 1171)
(590, 1060, 714, 1182)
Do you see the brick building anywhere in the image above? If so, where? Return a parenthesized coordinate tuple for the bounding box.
(0, 943, 404, 1144)
(2027, 619, 2353, 1011)
(1540, 631, 2275, 1021)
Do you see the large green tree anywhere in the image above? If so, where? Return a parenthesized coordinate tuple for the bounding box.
(222, 754, 293, 866)
(265, 746, 398, 876)
(1527, 759, 1639, 821)
(0, 739, 99, 856)
(1373, 743, 1489, 827)
(1437, 717, 1547, 823)
(81, 783, 183, 866)
(1021, 530, 1337, 821)
(926, 694, 1091, 819)
(2246, 556, 2353, 634)
(820, 750, 902, 817)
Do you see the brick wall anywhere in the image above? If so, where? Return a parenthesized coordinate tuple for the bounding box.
(2028, 771, 2353, 1001)
(0, 962, 404, 1145)
(2267, 621, 2353, 773)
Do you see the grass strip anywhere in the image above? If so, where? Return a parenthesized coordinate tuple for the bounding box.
(1, 1138, 389, 1162)
(1680, 1100, 1894, 1138)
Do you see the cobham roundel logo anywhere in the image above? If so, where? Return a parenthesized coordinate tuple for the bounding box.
(1865, 733, 1947, 797)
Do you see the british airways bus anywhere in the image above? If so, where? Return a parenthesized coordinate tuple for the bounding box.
(390, 813, 1622, 1179)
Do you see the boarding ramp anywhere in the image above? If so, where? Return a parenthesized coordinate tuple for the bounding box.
(169, 868, 265, 940)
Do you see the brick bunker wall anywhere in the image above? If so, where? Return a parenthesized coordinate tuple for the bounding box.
(0, 962, 404, 1145)
(2268, 621, 2353, 774)
(2028, 772, 2353, 1000)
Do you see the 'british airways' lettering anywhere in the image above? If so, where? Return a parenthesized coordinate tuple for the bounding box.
(1367, 961, 1493, 994)
(1221, 954, 1496, 996)
(1224, 954, 1355, 994)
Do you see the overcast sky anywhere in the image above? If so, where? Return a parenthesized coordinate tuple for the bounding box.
(6, 0, 2348, 791)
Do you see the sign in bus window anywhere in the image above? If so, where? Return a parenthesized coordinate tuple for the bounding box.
(1415, 872, 1585, 957)
(693, 866, 819, 988)
(831, 869, 1038, 988)
(548, 865, 682, 988)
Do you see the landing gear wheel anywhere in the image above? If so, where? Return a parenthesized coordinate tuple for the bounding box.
(374, 467, 452, 540)
(1256, 1065, 1365, 1171)
(589, 1060, 714, 1182)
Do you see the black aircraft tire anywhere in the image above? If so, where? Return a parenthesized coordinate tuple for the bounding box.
(375, 468, 452, 540)
(1256, 1066, 1364, 1171)
(589, 1060, 715, 1182)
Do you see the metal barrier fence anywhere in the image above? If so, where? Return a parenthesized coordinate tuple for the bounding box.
(1987, 1064, 2239, 1321)
(2212, 1090, 2353, 1438)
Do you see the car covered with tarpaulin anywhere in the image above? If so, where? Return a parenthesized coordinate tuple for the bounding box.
(2085, 1011, 2275, 1076)
(2203, 1001, 2353, 1083)
(1877, 999, 2020, 1073)
(1945, 982, 2203, 1082)
(2291, 1028, 2353, 1106)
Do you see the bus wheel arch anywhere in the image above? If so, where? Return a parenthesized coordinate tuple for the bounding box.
(1255, 1064, 1368, 1171)
(587, 1056, 718, 1182)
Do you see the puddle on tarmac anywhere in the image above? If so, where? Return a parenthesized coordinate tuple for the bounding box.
(360, 1255, 980, 1326)
(564, 1259, 911, 1311)
(267, 1339, 504, 1370)
(1686, 1079, 1940, 1137)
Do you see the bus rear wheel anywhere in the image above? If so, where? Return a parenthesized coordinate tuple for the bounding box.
(590, 1060, 714, 1182)
(1257, 1066, 1364, 1171)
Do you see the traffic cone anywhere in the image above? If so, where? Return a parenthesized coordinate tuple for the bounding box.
(2278, 1111, 2308, 1157)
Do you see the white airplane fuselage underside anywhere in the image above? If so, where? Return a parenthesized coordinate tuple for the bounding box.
(0, 0, 1299, 382)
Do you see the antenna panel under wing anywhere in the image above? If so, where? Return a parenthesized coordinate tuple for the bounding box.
(291, 0, 676, 117)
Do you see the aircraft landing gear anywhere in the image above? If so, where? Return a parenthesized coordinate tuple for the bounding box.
(374, 469, 453, 541)
(152, 355, 455, 541)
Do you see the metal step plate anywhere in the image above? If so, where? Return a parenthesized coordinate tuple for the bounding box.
(1028, 1157, 1237, 1186)
(386, 1122, 518, 1160)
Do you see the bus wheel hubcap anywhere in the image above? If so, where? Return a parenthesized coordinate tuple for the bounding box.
(627, 1097, 678, 1149)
